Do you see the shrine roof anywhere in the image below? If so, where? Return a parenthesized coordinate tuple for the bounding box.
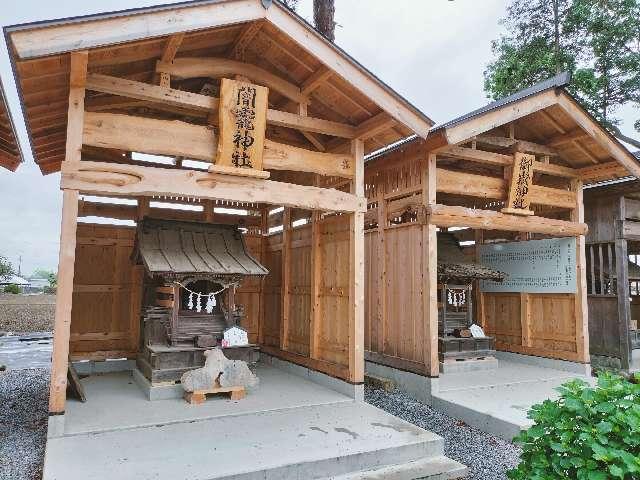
(134, 218, 268, 279)
(437, 232, 505, 283)
(0, 77, 22, 171)
(4, 0, 434, 175)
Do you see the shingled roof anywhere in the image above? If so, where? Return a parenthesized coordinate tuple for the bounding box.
(437, 232, 506, 283)
(134, 219, 268, 280)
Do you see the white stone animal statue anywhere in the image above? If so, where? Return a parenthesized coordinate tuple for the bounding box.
(181, 348, 258, 392)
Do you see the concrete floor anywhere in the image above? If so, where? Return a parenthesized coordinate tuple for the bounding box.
(432, 358, 595, 440)
(44, 362, 466, 479)
(63, 363, 352, 435)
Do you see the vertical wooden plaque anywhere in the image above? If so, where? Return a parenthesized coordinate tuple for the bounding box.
(216, 78, 268, 172)
(502, 152, 535, 216)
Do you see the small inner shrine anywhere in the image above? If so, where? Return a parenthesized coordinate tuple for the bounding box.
(133, 218, 268, 383)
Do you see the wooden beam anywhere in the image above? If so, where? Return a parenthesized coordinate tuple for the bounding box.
(578, 162, 631, 183)
(49, 190, 79, 414)
(476, 135, 558, 156)
(571, 179, 590, 363)
(440, 145, 578, 178)
(436, 168, 577, 209)
(441, 90, 559, 145)
(547, 128, 589, 147)
(300, 66, 332, 96)
(354, 113, 396, 140)
(556, 92, 640, 178)
(157, 57, 305, 104)
(61, 160, 366, 213)
(349, 139, 365, 383)
(427, 204, 588, 236)
(158, 33, 185, 87)
(8, 0, 266, 59)
(297, 102, 326, 152)
(86, 73, 218, 112)
(85, 75, 356, 138)
(266, 108, 355, 139)
(82, 112, 355, 178)
(65, 52, 89, 167)
(423, 153, 439, 377)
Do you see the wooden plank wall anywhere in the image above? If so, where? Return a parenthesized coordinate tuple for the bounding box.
(482, 292, 580, 362)
(70, 224, 142, 360)
(261, 214, 351, 379)
(236, 233, 263, 343)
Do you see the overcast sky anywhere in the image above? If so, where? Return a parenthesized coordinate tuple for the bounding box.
(0, 0, 637, 276)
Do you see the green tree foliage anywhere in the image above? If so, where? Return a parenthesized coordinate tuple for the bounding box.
(3, 284, 21, 294)
(485, 0, 640, 149)
(0, 255, 14, 282)
(509, 373, 640, 480)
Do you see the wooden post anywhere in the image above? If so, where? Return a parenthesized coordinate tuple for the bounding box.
(137, 197, 149, 220)
(571, 179, 590, 363)
(309, 209, 321, 359)
(474, 229, 486, 330)
(520, 292, 532, 347)
(257, 206, 269, 345)
(423, 152, 439, 377)
(279, 207, 291, 351)
(49, 51, 87, 415)
(349, 139, 365, 383)
(615, 238, 632, 370)
(376, 192, 387, 355)
(203, 199, 215, 222)
(49, 190, 80, 414)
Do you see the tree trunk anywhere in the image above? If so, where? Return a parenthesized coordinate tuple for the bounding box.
(552, 0, 561, 73)
(313, 0, 335, 42)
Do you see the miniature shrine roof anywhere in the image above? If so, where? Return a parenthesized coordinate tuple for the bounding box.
(437, 232, 506, 283)
(134, 218, 268, 279)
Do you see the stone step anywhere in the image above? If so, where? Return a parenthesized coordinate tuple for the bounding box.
(331, 455, 468, 480)
(44, 402, 457, 480)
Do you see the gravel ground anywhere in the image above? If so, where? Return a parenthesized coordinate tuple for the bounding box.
(0, 368, 49, 480)
(0, 294, 55, 333)
(365, 386, 522, 480)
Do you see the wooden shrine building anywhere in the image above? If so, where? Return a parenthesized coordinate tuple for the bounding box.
(583, 169, 640, 373)
(363, 73, 640, 381)
(0, 77, 22, 171)
(4, 0, 435, 423)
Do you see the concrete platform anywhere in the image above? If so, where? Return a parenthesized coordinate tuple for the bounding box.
(45, 361, 466, 479)
(60, 363, 352, 436)
(432, 356, 595, 440)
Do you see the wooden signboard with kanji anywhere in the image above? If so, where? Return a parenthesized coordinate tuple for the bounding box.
(502, 152, 535, 216)
(216, 78, 268, 174)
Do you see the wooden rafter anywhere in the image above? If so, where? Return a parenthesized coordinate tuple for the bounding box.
(229, 21, 263, 60)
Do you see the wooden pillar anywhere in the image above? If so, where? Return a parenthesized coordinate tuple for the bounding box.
(309, 209, 321, 358)
(520, 292, 532, 347)
(349, 139, 365, 383)
(422, 153, 439, 377)
(375, 192, 387, 355)
(279, 207, 291, 351)
(203, 199, 215, 222)
(571, 179, 590, 363)
(474, 229, 486, 330)
(615, 196, 632, 370)
(49, 51, 88, 415)
(257, 206, 269, 345)
(49, 190, 80, 414)
(137, 197, 150, 220)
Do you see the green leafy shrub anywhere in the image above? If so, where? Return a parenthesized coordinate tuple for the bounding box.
(3, 284, 21, 294)
(509, 373, 640, 480)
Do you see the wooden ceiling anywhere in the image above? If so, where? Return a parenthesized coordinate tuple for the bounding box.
(0, 78, 21, 171)
(6, 0, 432, 175)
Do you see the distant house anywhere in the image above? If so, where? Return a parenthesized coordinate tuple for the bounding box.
(0, 275, 30, 292)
